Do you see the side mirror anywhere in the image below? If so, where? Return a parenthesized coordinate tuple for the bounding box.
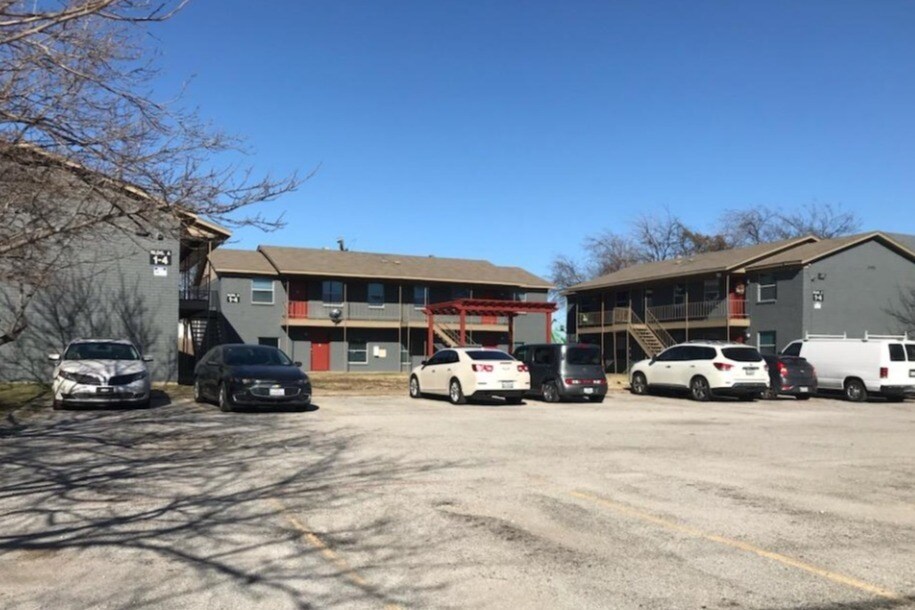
(649, 356, 657, 365)
(48, 353, 60, 362)
(142, 355, 154, 362)
(293, 361, 302, 368)
(420, 359, 427, 366)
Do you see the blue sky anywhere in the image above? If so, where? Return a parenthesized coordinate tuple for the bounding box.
(153, 1, 915, 281)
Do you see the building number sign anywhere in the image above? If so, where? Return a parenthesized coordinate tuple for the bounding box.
(149, 249, 172, 266)
(812, 290, 824, 302)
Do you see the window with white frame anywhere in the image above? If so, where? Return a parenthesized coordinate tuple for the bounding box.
(322, 280, 344, 304)
(347, 340, 367, 364)
(703, 278, 720, 301)
(758, 274, 777, 302)
(758, 331, 777, 355)
(673, 284, 686, 305)
(413, 286, 428, 308)
(368, 283, 385, 308)
(251, 278, 274, 304)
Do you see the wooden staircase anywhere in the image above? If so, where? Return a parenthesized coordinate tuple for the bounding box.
(432, 322, 480, 349)
(617, 308, 674, 358)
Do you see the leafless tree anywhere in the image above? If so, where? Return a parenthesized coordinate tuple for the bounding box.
(887, 287, 915, 336)
(0, 1, 303, 347)
(552, 202, 861, 290)
(719, 202, 860, 246)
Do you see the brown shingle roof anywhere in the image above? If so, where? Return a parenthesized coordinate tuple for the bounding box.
(257, 246, 551, 288)
(208, 248, 277, 276)
(746, 232, 915, 270)
(566, 236, 818, 293)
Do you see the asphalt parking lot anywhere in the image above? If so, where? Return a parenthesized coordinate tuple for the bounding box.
(1, 391, 913, 610)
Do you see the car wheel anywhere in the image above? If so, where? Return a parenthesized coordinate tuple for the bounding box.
(193, 378, 206, 404)
(630, 372, 648, 396)
(448, 379, 466, 405)
(587, 395, 605, 403)
(542, 381, 560, 403)
(409, 375, 421, 399)
(844, 379, 867, 402)
(218, 383, 233, 412)
(689, 376, 712, 402)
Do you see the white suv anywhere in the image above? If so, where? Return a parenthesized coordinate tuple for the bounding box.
(629, 342, 769, 401)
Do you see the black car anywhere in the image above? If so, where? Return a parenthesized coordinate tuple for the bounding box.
(761, 354, 817, 400)
(193, 344, 312, 411)
(512, 343, 607, 403)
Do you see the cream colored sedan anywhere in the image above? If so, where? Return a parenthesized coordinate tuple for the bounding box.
(409, 347, 530, 404)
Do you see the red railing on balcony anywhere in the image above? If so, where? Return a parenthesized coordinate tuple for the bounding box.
(287, 300, 309, 319)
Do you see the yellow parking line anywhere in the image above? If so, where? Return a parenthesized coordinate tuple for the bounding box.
(269, 499, 404, 609)
(569, 490, 901, 601)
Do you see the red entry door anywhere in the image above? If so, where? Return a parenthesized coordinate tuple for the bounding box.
(311, 342, 330, 371)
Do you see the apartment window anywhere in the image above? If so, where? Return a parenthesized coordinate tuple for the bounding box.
(758, 331, 777, 355)
(258, 337, 279, 348)
(758, 275, 777, 302)
(703, 279, 720, 301)
(413, 286, 428, 308)
(251, 278, 274, 304)
(645, 289, 654, 308)
(673, 284, 686, 305)
(348, 340, 367, 364)
(368, 283, 385, 308)
(322, 280, 344, 304)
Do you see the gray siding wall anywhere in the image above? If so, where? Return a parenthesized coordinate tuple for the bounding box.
(747, 268, 804, 352)
(0, 228, 180, 382)
(216, 275, 289, 351)
(802, 241, 915, 338)
(513, 291, 552, 346)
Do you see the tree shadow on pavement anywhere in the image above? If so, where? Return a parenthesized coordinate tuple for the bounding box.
(0, 404, 467, 608)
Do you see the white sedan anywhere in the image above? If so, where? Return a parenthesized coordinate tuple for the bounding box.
(49, 339, 153, 409)
(409, 347, 530, 404)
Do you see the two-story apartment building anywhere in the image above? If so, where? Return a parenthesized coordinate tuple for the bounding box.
(203, 246, 554, 372)
(565, 232, 915, 372)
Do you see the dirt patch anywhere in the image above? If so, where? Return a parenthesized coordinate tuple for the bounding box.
(0, 383, 49, 415)
(309, 372, 408, 396)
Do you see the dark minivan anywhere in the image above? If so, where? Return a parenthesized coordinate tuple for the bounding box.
(761, 353, 817, 400)
(512, 343, 607, 403)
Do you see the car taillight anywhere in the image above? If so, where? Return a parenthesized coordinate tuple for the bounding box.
(565, 378, 581, 385)
(595, 377, 607, 385)
(879, 367, 888, 379)
(472, 364, 493, 373)
(713, 362, 733, 371)
(517, 364, 528, 372)
(778, 363, 788, 377)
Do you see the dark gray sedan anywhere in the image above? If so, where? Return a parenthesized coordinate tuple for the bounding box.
(193, 344, 312, 412)
(762, 354, 817, 400)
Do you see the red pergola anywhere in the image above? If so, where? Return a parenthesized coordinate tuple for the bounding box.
(423, 298, 558, 357)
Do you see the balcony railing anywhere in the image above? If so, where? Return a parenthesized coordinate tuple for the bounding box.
(180, 281, 210, 302)
(577, 298, 747, 327)
(286, 301, 508, 325)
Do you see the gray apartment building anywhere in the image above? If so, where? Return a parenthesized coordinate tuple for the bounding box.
(565, 232, 915, 372)
(198, 246, 554, 372)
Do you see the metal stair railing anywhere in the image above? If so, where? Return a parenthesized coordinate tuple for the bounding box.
(643, 308, 675, 349)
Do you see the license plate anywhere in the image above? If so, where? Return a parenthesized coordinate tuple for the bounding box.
(501, 381, 514, 389)
(269, 387, 285, 397)
(744, 368, 755, 376)
(798, 387, 809, 393)
(97, 387, 114, 394)
(583, 387, 594, 394)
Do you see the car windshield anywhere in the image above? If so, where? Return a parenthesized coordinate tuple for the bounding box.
(467, 350, 514, 361)
(567, 347, 601, 366)
(721, 347, 763, 362)
(224, 346, 293, 366)
(64, 342, 139, 361)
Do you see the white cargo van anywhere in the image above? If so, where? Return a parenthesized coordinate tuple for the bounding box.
(781, 333, 915, 402)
